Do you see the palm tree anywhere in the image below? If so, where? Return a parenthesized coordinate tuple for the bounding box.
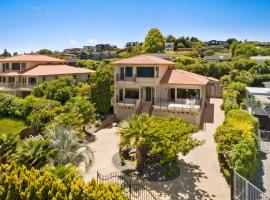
(15, 135, 56, 169)
(117, 113, 150, 170)
(46, 163, 81, 181)
(0, 134, 18, 163)
(46, 125, 93, 171)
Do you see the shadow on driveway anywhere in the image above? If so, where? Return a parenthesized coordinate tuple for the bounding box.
(143, 160, 216, 200)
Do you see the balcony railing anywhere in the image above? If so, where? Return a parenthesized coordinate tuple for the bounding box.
(116, 74, 136, 83)
(0, 82, 37, 89)
(154, 98, 202, 112)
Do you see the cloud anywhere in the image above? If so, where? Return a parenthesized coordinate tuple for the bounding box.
(88, 38, 98, 45)
(68, 40, 79, 45)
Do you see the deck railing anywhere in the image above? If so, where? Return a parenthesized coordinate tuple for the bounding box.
(154, 98, 202, 112)
(116, 73, 136, 83)
(0, 82, 37, 89)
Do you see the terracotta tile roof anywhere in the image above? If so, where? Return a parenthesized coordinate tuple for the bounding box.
(0, 71, 22, 76)
(0, 55, 65, 62)
(22, 65, 94, 76)
(160, 69, 210, 86)
(112, 55, 175, 65)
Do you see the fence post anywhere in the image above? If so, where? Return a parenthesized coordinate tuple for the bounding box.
(96, 171, 99, 183)
(245, 179, 249, 200)
(230, 167, 234, 200)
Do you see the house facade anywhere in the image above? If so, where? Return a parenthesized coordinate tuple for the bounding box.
(112, 55, 219, 125)
(0, 55, 94, 97)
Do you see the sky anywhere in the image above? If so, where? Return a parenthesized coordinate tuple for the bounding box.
(0, 0, 270, 53)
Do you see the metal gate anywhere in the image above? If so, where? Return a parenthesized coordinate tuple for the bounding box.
(97, 171, 160, 200)
(231, 169, 270, 200)
(258, 129, 270, 153)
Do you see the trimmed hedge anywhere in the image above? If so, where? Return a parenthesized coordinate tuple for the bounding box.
(0, 162, 127, 200)
(214, 109, 259, 181)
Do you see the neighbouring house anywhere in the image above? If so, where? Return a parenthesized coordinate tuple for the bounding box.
(0, 55, 94, 97)
(165, 43, 174, 51)
(63, 48, 82, 54)
(250, 56, 270, 64)
(83, 46, 95, 52)
(126, 42, 140, 48)
(204, 55, 231, 63)
(205, 40, 229, 48)
(245, 87, 270, 141)
(95, 44, 114, 52)
(112, 55, 220, 125)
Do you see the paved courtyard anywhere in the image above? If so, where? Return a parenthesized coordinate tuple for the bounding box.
(80, 125, 120, 182)
(82, 98, 230, 199)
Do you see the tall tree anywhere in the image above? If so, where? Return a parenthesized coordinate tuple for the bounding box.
(2, 49, 11, 57)
(63, 96, 96, 131)
(166, 34, 176, 43)
(89, 66, 113, 115)
(143, 28, 165, 53)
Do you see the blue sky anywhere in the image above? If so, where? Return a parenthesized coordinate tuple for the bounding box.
(1, 0, 270, 53)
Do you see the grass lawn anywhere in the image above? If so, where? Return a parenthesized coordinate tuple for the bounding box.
(0, 118, 27, 136)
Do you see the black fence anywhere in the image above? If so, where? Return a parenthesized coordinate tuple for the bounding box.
(230, 168, 270, 200)
(97, 171, 160, 200)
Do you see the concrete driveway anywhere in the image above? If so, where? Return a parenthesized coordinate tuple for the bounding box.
(80, 125, 120, 182)
(177, 98, 230, 199)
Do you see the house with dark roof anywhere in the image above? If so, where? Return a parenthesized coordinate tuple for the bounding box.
(112, 55, 220, 125)
(0, 55, 94, 97)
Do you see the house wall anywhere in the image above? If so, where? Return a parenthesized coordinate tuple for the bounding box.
(0, 61, 64, 72)
(152, 109, 201, 125)
(114, 106, 135, 121)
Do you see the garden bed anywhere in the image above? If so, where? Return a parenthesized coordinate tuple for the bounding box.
(112, 152, 180, 181)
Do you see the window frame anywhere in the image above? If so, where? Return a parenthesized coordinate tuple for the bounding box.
(125, 88, 139, 99)
(136, 67, 155, 78)
(125, 66, 133, 77)
(11, 63, 20, 71)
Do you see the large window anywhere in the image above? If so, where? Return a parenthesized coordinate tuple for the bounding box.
(125, 67, 133, 77)
(29, 77, 37, 84)
(137, 67, 154, 78)
(176, 89, 200, 99)
(3, 63, 9, 72)
(125, 89, 139, 99)
(12, 63, 20, 70)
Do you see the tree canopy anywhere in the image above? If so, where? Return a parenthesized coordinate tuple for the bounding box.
(143, 28, 165, 53)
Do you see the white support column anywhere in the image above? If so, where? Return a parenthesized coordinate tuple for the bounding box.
(245, 90, 249, 111)
(251, 95, 254, 114)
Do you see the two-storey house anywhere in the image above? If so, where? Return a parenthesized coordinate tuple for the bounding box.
(112, 55, 219, 125)
(0, 54, 94, 97)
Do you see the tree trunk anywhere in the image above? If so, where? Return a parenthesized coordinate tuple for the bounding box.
(136, 146, 143, 170)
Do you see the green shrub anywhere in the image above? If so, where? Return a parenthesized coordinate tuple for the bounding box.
(252, 74, 270, 87)
(0, 162, 127, 200)
(215, 109, 259, 181)
(0, 93, 23, 118)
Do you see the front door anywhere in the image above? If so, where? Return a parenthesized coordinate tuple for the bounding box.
(146, 87, 152, 102)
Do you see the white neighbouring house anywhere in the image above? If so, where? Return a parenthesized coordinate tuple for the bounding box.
(112, 55, 220, 125)
(0, 55, 94, 97)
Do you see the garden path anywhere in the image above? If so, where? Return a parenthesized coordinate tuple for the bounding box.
(80, 125, 120, 182)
